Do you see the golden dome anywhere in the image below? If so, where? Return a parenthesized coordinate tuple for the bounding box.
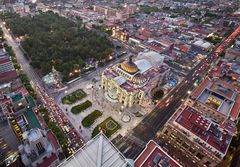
(120, 56, 139, 74)
(133, 73, 147, 84)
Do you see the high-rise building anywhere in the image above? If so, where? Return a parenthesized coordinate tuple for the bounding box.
(0, 136, 19, 167)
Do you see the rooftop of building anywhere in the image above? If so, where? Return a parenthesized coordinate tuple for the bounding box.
(103, 52, 168, 92)
(134, 140, 182, 167)
(36, 153, 58, 167)
(0, 70, 18, 84)
(0, 56, 11, 65)
(46, 130, 60, 151)
(25, 109, 41, 129)
(58, 132, 133, 167)
(191, 77, 240, 119)
(174, 105, 232, 155)
(11, 93, 24, 103)
(27, 128, 43, 142)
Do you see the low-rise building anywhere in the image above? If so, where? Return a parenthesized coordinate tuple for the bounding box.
(0, 56, 18, 84)
(225, 48, 240, 61)
(10, 92, 28, 116)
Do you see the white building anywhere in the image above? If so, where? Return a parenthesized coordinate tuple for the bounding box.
(58, 132, 134, 167)
(19, 128, 62, 167)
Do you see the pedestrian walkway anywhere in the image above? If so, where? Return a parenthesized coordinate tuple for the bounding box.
(57, 78, 152, 142)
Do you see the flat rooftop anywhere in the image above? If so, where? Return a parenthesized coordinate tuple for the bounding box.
(135, 140, 181, 167)
(11, 93, 24, 103)
(192, 78, 240, 119)
(175, 106, 232, 155)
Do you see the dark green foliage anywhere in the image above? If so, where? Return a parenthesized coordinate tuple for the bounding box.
(205, 36, 222, 45)
(82, 110, 102, 127)
(153, 89, 164, 100)
(39, 107, 70, 157)
(4, 12, 113, 81)
(71, 100, 92, 114)
(139, 5, 160, 14)
(19, 73, 37, 98)
(92, 117, 121, 138)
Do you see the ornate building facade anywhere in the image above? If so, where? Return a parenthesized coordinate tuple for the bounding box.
(101, 51, 169, 107)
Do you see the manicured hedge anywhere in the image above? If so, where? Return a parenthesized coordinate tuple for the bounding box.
(71, 100, 92, 114)
(82, 110, 102, 128)
(92, 117, 121, 138)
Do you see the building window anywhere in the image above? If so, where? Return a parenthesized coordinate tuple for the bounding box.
(36, 142, 45, 154)
(182, 142, 189, 149)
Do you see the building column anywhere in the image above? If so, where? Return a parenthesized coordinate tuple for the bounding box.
(124, 96, 128, 107)
(129, 94, 134, 107)
(119, 91, 123, 103)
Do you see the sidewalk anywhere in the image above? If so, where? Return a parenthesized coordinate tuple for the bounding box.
(57, 78, 150, 142)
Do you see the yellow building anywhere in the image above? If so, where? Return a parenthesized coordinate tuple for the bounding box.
(101, 51, 169, 107)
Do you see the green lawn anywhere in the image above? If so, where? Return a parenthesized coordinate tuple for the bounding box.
(92, 117, 121, 138)
(62, 89, 87, 104)
(82, 110, 102, 128)
(71, 100, 92, 114)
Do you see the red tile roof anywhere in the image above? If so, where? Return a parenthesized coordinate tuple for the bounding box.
(0, 57, 10, 64)
(36, 154, 58, 167)
(0, 70, 18, 83)
(230, 93, 240, 120)
(192, 77, 238, 100)
(135, 34, 148, 41)
(146, 43, 164, 53)
(135, 140, 181, 167)
(192, 77, 211, 98)
(175, 106, 232, 154)
(0, 96, 10, 105)
(47, 130, 60, 150)
(220, 121, 237, 135)
(15, 87, 29, 96)
(210, 79, 236, 99)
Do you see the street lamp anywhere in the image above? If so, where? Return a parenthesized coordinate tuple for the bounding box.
(187, 90, 192, 95)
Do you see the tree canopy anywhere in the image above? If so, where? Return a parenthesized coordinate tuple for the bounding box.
(4, 12, 113, 82)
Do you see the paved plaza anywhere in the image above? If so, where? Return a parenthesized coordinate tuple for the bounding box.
(58, 76, 154, 142)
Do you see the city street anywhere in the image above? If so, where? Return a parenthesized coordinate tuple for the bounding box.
(114, 25, 240, 159)
(1, 21, 84, 154)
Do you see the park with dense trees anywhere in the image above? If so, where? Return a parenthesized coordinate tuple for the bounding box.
(1, 12, 113, 82)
